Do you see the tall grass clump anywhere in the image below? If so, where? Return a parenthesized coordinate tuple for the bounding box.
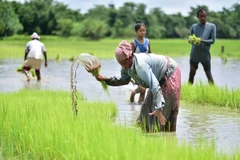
(181, 82, 240, 109)
(0, 90, 238, 159)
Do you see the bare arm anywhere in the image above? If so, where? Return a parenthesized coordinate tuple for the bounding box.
(131, 41, 135, 54)
(42, 44, 48, 67)
(148, 40, 151, 53)
(24, 51, 28, 61)
(43, 51, 48, 67)
(24, 45, 29, 61)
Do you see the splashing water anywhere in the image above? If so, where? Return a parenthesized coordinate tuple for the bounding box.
(70, 53, 109, 115)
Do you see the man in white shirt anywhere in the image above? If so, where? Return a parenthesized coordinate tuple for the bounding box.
(23, 32, 48, 81)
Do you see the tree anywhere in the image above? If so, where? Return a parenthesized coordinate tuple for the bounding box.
(111, 19, 124, 38)
(79, 18, 108, 40)
(230, 4, 240, 38)
(146, 14, 166, 38)
(164, 13, 188, 38)
(0, 1, 23, 37)
(15, 0, 54, 34)
(135, 3, 147, 23)
(54, 18, 73, 37)
(148, 8, 167, 38)
(118, 2, 137, 27)
(3, 1, 240, 39)
(86, 5, 109, 21)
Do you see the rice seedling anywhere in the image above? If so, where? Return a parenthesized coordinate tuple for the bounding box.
(1, 36, 240, 60)
(181, 82, 240, 109)
(70, 53, 108, 115)
(16, 64, 36, 77)
(0, 90, 238, 159)
(188, 34, 201, 45)
(73, 53, 108, 91)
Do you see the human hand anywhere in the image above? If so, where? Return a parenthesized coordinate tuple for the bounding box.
(95, 75, 106, 81)
(149, 110, 167, 125)
(188, 39, 194, 44)
(188, 34, 201, 45)
(130, 78, 135, 85)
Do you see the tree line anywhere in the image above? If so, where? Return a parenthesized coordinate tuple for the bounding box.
(1, 0, 240, 39)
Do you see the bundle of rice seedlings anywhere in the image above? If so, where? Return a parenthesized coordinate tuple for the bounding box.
(73, 53, 108, 92)
(70, 53, 109, 115)
(16, 64, 36, 77)
(188, 34, 201, 45)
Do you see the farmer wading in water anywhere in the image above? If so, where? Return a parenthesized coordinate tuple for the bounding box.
(95, 40, 181, 132)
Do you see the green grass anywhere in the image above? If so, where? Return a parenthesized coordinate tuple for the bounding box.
(181, 83, 240, 109)
(1, 35, 240, 159)
(0, 90, 239, 159)
(0, 35, 240, 60)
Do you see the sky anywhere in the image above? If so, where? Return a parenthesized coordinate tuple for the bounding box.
(13, 0, 239, 16)
(55, 0, 238, 15)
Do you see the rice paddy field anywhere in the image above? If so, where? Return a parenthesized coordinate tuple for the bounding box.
(181, 83, 240, 109)
(1, 35, 240, 59)
(0, 90, 239, 159)
(1, 36, 240, 159)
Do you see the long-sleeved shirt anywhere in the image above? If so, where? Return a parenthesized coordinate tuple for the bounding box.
(190, 22, 216, 63)
(105, 53, 177, 110)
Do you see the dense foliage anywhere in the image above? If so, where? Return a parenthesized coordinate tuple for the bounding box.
(1, 0, 240, 39)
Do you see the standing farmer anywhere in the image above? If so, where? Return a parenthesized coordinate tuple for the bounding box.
(23, 32, 48, 81)
(188, 8, 216, 84)
(95, 40, 181, 132)
(129, 20, 151, 104)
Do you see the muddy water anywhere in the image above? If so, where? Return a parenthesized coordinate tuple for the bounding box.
(0, 57, 240, 155)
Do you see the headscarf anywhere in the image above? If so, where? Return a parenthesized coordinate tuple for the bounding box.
(31, 32, 40, 40)
(115, 40, 132, 63)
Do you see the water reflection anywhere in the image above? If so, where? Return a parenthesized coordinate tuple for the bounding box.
(0, 57, 240, 155)
(23, 81, 41, 90)
(177, 103, 240, 154)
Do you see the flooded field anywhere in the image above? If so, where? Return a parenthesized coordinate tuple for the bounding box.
(0, 57, 240, 155)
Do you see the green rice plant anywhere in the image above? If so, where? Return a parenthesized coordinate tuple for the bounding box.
(0, 90, 238, 159)
(188, 34, 201, 45)
(70, 53, 109, 115)
(73, 53, 108, 92)
(16, 64, 36, 77)
(181, 82, 240, 109)
(1, 36, 240, 60)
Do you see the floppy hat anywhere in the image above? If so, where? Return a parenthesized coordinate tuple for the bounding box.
(31, 32, 40, 39)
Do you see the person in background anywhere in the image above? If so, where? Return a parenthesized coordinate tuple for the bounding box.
(129, 20, 151, 104)
(95, 40, 181, 132)
(188, 8, 216, 84)
(23, 32, 48, 81)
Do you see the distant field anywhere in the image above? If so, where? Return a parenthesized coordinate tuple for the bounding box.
(0, 35, 239, 60)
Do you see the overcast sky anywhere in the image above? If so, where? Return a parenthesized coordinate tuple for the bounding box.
(56, 0, 238, 15)
(13, 0, 239, 15)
